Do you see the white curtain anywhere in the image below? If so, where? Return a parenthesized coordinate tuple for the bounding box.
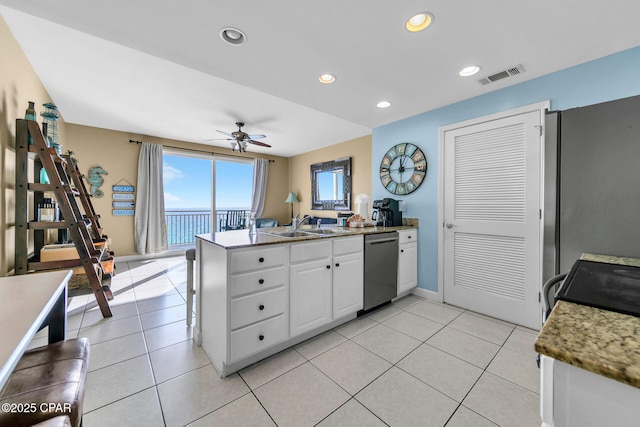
(134, 142, 168, 254)
(250, 158, 269, 218)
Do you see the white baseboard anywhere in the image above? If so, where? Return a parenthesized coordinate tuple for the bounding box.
(411, 287, 441, 302)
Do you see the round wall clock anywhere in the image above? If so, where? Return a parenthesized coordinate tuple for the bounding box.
(379, 143, 427, 195)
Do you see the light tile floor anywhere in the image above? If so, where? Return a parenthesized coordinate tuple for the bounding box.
(29, 255, 542, 426)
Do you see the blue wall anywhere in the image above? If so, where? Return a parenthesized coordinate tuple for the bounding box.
(372, 46, 640, 293)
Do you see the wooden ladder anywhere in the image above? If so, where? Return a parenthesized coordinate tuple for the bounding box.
(14, 119, 113, 317)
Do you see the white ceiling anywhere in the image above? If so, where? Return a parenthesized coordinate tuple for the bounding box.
(2, 1, 640, 157)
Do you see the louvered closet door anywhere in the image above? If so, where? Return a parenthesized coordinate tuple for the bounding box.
(443, 110, 541, 329)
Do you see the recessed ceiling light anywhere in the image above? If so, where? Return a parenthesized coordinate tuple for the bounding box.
(405, 12, 434, 32)
(459, 65, 481, 77)
(220, 27, 246, 45)
(377, 101, 391, 109)
(318, 73, 336, 84)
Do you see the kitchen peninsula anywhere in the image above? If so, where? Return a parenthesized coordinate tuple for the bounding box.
(535, 254, 640, 427)
(195, 224, 417, 377)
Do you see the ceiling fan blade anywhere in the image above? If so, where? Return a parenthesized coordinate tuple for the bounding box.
(248, 139, 271, 148)
(247, 134, 266, 140)
(204, 137, 234, 141)
(216, 129, 235, 137)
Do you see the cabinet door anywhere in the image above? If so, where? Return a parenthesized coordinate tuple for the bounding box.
(290, 258, 332, 337)
(333, 252, 363, 318)
(398, 242, 417, 294)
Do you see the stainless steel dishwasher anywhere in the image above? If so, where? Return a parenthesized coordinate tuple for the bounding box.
(362, 232, 399, 312)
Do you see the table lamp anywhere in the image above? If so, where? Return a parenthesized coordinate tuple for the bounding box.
(284, 192, 299, 219)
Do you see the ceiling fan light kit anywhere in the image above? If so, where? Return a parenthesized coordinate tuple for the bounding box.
(208, 121, 271, 153)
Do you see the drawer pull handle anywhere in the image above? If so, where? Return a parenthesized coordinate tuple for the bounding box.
(408, 235, 412, 239)
(259, 257, 265, 263)
(401, 249, 404, 253)
(259, 304, 265, 310)
(259, 334, 265, 341)
(335, 263, 340, 267)
(326, 265, 331, 269)
(258, 279, 264, 284)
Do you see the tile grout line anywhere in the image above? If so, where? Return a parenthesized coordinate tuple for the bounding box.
(81, 257, 539, 425)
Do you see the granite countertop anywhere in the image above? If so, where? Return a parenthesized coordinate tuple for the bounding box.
(535, 253, 640, 388)
(196, 221, 417, 249)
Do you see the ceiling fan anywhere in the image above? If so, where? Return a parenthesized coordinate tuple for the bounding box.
(206, 122, 271, 152)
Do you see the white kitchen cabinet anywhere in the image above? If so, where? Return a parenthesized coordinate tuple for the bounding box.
(333, 237, 364, 318)
(196, 230, 391, 377)
(541, 355, 640, 427)
(196, 241, 289, 376)
(397, 229, 417, 295)
(228, 245, 289, 362)
(290, 236, 364, 336)
(289, 240, 332, 337)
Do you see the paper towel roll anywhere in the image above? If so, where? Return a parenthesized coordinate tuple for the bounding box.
(355, 193, 370, 219)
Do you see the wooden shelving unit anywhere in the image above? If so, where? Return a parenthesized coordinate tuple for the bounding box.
(14, 119, 114, 317)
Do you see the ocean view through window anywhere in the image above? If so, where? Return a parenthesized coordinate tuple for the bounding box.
(163, 152, 253, 247)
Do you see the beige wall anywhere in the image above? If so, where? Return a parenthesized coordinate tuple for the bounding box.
(0, 16, 66, 274)
(65, 124, 290, 256)
(288, 135, 372, 219)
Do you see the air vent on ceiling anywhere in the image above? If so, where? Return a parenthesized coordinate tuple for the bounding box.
(476, 64, 525, 85)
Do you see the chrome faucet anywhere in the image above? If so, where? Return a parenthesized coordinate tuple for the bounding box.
(292, 214, 311, 231)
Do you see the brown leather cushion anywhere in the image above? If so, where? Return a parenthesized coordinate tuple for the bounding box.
(0, 338, 90, 427)
(33, 416, 72, 427)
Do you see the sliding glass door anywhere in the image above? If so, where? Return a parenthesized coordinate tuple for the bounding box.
(162, 151, 254, 248)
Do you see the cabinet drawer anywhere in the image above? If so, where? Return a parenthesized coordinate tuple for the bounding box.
(230, 313, 288, 362)
(333, 235, 363, 256)
(290, 240, 331, 263)
(230, 286, 287, 330)
(399, 229, 417, 244)
(230, 266, 286, 297)
(230, 246, 287, 274)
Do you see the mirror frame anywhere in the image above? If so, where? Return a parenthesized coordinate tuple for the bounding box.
(310, 157, 352, 211)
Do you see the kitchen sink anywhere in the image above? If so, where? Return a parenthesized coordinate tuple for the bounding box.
(302, 228, 351, 235)
(259, 228, 352, 239)
(262, 231, 311, 238)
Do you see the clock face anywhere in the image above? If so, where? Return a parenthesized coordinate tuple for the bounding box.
(379, 143, 427, 195)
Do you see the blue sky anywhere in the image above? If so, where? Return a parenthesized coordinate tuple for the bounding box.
(163, 154, 253, 210)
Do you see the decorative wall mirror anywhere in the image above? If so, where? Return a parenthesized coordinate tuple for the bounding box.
(310, 157, 352, 211)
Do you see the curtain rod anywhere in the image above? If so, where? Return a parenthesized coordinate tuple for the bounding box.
(128, 139, 275, 162)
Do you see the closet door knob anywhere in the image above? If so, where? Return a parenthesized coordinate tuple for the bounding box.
(258, 334, 265, 341)
(259, 304, 265, 311)
(259, 257, 265, 263)
(258, 279, 264, 284)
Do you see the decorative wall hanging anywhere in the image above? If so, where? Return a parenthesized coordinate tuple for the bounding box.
(112, 193, 135, 200)
(111, 179, 135, 216)
(87, 166, 109, 198)
(379, 143, 427, 195)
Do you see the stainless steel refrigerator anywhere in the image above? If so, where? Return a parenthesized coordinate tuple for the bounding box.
(543, 94, 640, 282)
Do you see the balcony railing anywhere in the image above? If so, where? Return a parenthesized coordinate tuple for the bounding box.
(165, 209, 250, 246)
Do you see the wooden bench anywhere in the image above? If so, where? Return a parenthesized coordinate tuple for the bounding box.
(0, 338, 89, 427)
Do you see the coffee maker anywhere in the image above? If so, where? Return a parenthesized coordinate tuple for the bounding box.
(372, 198, 402, 227)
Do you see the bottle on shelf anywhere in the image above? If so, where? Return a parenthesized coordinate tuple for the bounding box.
(24, 101, 36, 145)
(39, 168, 50, 184)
